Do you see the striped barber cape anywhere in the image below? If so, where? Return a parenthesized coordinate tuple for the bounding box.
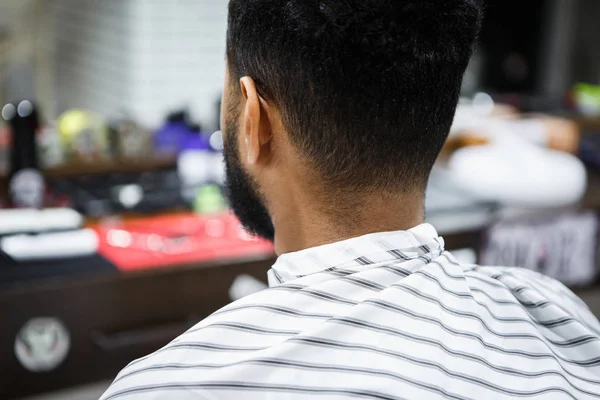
(101, 224, 600, 399)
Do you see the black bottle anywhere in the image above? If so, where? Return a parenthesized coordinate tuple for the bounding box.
(4, 101, 45, 208)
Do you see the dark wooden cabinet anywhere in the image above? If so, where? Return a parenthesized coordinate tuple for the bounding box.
(0, 257, 274, 399)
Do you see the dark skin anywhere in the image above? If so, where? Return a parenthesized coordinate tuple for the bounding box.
(222, 65, 425, 255)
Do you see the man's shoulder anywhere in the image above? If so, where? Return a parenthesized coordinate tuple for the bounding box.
(465, 264, 600, 329)
(100, 287, 310, 399)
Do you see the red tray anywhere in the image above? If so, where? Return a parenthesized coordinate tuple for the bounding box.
(90, 212, 274, 272)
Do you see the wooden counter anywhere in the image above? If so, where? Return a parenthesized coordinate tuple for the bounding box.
(0, 256, 274, 399)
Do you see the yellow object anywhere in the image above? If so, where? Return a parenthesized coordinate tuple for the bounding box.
(57, 109, 109, 160)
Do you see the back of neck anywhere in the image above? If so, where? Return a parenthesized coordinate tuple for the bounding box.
(272, 192, 424, 255)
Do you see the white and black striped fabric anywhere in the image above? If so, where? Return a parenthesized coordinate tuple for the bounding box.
(101, 224, 600, 399)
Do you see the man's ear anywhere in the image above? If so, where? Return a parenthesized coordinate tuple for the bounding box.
(240, 77, 273, 166)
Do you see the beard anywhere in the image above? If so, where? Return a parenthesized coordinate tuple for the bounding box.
(223, 116, 275, 242)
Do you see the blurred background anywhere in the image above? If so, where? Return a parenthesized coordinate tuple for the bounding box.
(2, 1, 600, 398)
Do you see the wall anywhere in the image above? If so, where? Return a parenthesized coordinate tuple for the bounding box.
(54, 0, 134, 122)
(129, 0, 227, 129)
(571, 0, 600, 85)
(54, 0, 228, 129)
(0, 0, 54, 112)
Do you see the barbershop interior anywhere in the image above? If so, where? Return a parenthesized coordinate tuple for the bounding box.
(2, 0, 600, 399)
